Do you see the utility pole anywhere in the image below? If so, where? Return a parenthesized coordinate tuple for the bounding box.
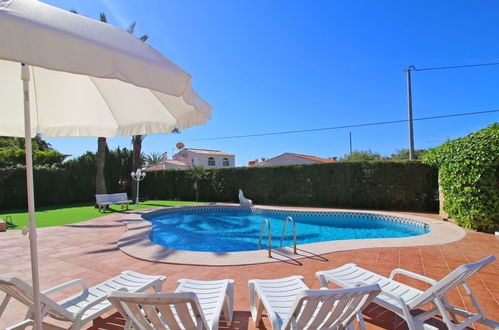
(349, 132, 352, 155)
(405, 67, 415, 160)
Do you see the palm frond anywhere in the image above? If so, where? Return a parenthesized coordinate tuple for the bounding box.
(127, 22, 136, 34)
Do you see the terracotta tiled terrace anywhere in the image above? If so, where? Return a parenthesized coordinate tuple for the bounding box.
(0, 209, 497, 329)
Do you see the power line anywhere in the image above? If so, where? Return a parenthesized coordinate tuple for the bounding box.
(409, 62, 499, 72)
(188, 109, 498, 141)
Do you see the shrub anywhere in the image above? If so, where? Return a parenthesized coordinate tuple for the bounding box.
(141, 161, 438, 212)
(0, 148, 133, 210)
(422, 123, 498, 232)
(0, 149, 68, 168)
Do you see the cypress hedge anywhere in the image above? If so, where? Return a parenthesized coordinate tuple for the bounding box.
(141, 161, 438, 212)
(0, 158, 437, 212)
(0, 148, 133, 210)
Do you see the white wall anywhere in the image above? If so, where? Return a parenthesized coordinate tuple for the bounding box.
(173, 150, 235, 168)
(260, 154, 317, 166)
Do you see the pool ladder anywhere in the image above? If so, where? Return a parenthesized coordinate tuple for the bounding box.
(280, 216, 297, 254)
(258, 216, 297, 258)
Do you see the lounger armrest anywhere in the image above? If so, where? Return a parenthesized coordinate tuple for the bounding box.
(5, 319, 66, 330)
(42, 279, 88, 295)
(5, 319, 34, 330)
(389, 268, 437, 285)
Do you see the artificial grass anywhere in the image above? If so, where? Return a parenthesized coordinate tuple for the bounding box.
(0, 200, 203, 230)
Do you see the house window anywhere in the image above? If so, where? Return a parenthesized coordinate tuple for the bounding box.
(223, 158, 229, 166)
(208, 157, 215, 166)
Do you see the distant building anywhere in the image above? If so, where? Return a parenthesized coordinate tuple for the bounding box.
(146, 148, 236, 171)
(249, 153, 336, 167)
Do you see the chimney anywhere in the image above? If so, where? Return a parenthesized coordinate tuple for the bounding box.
(248, 159, 259, 166)
(162, 152, 168, 162)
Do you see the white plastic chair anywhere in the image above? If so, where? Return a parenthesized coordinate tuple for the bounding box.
(249, 275, 381, 329)
(109, 278, 234, 330)
(0, 270, 165, 329)
(316, 255, 498, 330)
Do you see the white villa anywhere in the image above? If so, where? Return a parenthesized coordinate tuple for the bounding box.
(146, 148, 236, 170)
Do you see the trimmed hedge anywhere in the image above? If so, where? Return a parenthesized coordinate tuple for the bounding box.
(423, 123, 498, 232)
(141, 161, 438, 212)
(0, 148, 133, 210)
(0, 158, 438, 212)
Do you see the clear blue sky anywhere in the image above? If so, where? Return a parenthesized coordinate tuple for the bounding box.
(42, 0, 499, 166)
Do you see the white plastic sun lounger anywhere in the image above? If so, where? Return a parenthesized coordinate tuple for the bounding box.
(109, 278, 234, 330)
(0, 270, 165, 330)
(317, 256, 498, 330)
(248, 275, 381, 330)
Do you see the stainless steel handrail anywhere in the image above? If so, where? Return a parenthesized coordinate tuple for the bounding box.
(258, 219, 272, 258)
(280, 216, 297, 254)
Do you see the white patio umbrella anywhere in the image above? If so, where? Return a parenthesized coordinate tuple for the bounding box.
(0, 0, 211, 328)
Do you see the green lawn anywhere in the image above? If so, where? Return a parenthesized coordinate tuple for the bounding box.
(0, 200, 203, 230)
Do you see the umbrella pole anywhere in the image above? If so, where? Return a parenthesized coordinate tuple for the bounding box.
(22, 63, 43, 329)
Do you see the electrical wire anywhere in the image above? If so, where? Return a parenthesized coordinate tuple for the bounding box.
(187, 109, 498, 141)
(409, 62, 499, 71)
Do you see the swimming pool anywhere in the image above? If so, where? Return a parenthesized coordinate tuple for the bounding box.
(145, 205, 430, 252)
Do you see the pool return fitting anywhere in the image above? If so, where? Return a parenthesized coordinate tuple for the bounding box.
(259, 217, 298, 258)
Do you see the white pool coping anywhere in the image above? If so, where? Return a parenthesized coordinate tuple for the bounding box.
(117, 203, 465, 266)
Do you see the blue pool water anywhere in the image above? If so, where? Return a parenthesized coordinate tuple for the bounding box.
(147, 208, 429, 252)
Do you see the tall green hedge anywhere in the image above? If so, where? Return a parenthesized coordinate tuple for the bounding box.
(141, 161, 438, 212)
(0, 148, 133, 210)
(0, 157, 438, 212)
(422, 123, 498, 232)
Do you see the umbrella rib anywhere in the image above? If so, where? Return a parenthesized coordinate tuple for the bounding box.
(30, 66, 41, 135)
(88, 76, 120, 136)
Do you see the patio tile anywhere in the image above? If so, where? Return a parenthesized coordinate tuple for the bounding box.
(0, 210, 497, 329)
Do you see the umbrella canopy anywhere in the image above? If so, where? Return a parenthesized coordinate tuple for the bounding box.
(0, 0, 211, 137)
(0, 0, 211, 328)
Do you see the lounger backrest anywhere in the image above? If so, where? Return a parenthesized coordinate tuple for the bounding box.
(0, 276, 73, 321)
(409, 255, 496, 309)
(108, 291, 210, 330)
(284, 284, 381, 330)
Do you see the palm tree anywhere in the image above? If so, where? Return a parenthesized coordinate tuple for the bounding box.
(71, 10, 149, 198)
(126, 22, 149, 201)
(188, 165, 206, 202)
(144, 152, 163, 167)
(69, 10, 109, 195)
(95, 13, 110, 195)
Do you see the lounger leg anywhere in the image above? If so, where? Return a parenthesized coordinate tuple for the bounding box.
(0, 295, 11, 318)
(223, 280, 234, 326)
(434, 297, 460, 329)
(153, 279, 163, 293)
(249, 282, 262, 326)
(124, 319, 132, 330)
(356, 311, 366, 330)
(401, 307, 418, 330)
(442, 296, 459, 324)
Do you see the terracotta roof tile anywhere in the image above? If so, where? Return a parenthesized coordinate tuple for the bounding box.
(144, 164, 165, 171)
(287, 153, 336, 163)
(260, 153, 336, 165)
